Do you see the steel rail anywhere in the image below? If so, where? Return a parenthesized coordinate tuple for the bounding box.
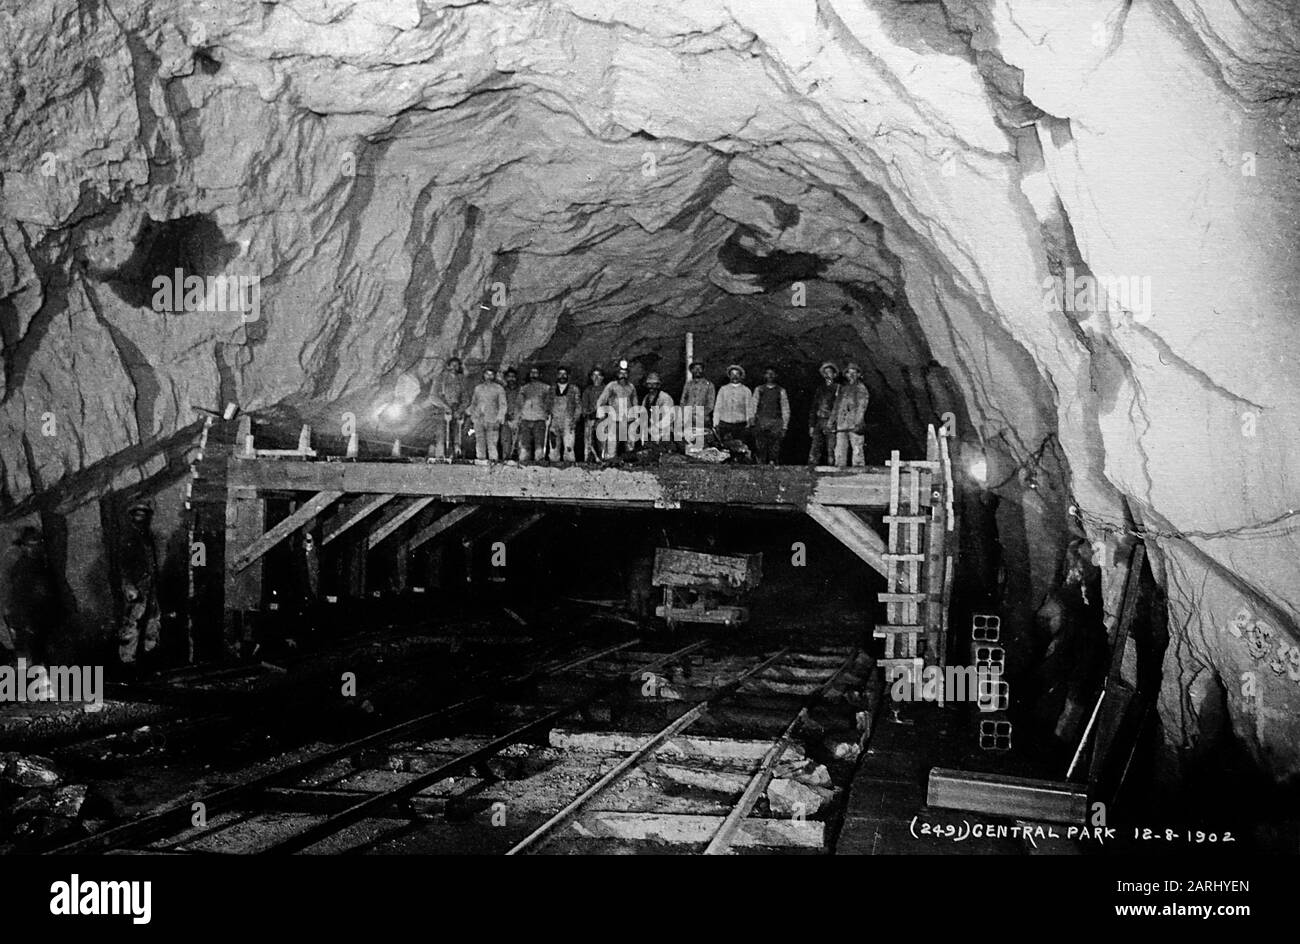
(702, 650, 859, 855)
(505, 646, 792, 855)
(48, 637, 642, 854)
(260, 640, 711, 854)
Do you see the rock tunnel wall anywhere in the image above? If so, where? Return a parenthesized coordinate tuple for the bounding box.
(1, 0, 1298, 782)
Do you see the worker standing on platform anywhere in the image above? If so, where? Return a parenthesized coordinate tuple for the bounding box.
(581, 367, 605, 462)
(518, 366, 552, 463)
(118, 499, 161, 671)
(808, 361, 840, 467)
(500, 367, 522, 460)
(596, 362, 638, 457)
(548, 366, 582, 462)
(750, 367, 790, 464)
(429, 356, 468, 459)
(2, 525, 56, 669)
(468, 367, 507, 461)
(680, 361, 715, 447)
(712, 364, 752, 447)
(641, 372, 675, 444)
(832, 362, 871, 467)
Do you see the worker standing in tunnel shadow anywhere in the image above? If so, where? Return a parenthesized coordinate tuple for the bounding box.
(2, 525, 57, 670)
(832, 362, 870, 467)
(750, 366, 790, 464)
(429, 356, 468, 460)
(640, 372, 674, 445)
(680, 361, 715, 447)
(808, 361, 840, 467)
(518, 366, 552, 463)
(549, 366, 582, 462)
(596, 362, 637, 457)
(713, 364, 752, 449)
(118, 499, 161, 674)
(581, 367, 605, 462)
(500, 367, 522, 460)
(468, 366, 507, 461)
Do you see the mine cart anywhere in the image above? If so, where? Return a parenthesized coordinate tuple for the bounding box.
(652, 547, 763, 628)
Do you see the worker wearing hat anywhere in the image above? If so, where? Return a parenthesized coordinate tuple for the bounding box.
(640, 372, 675, 445)
(2, 525, 56, 668)
(712, 364, 752, 446)
(832, 362, 871, 467)
(595, 361, 637, 457)
(580, 366, 606, 461)
(807, 361, 840, 466)
(118, 498, 161, 669)
(750, 366, 790, 464)
(548, 365, 582, 462)
(680, 361, 715, 447)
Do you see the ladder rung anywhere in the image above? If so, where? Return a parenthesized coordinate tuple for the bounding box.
(883, 515, 927, 524)
(882, 553, 925, 562)
(885, 460, 939, 469)
(878, 592, 929, 602)
(874, 624, 924, 634)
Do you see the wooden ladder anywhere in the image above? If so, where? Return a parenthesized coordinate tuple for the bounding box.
(876, 428, 951, 683)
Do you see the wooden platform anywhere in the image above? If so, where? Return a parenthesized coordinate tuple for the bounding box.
(224, 457, 907, 510)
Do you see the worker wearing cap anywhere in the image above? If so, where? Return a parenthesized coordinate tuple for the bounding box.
(499, 367, 522, 460)
(596, 362, 638, 457)
(118, 499, 161, 668)
(2, 525, 56, 668)
(548, 366, 582, 462)
(580, 367, 606, 461)
(750, 366, 790, 464)
(640, 372, 675, 444)
(680, 361, 715, 447)
(517, 366, 552, 463)
(712, 364, 752, 446)
(807, 361, 840, 466)
(832, 362, 871, 467)
(428, 356, 468, 459)
(468, 366, 507, 460)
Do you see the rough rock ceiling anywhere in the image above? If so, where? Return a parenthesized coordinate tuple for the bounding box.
(2, 0, 1300, 780)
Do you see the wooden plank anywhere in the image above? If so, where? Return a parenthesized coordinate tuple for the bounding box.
(223, 489, 265, 638)
(883, 515, 927, 524)
(652, 548, 762, 590)
(224, 457, 899, 508)
(882, 553, 925, 562)
(495, 511, 546, 545)
(407, 504, 482, 552)
(321, 494, 395, 546)
(927, 768, 1088, 825)
(368, 497, 436, 549)
(231, 490, 342, 572)
(574, 811, 824, 848)
(877, 592, 928, 602)
(874, 624, 924, 634)
(804, 503, 888, 578)
(547, 728, 806, 763)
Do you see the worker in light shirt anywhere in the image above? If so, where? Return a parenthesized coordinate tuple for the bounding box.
(680, 361, 715, 447)
(712, 364, 752, 447)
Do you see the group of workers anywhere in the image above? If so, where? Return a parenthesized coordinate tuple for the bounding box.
(426, 357, 873, 467)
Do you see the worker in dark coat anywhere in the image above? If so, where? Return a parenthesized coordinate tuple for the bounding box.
(807, 361, 839, 466)
(2, 525, 56, 666)
(117, 499, 161, 667)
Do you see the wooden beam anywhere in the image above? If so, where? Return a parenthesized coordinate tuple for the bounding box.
(321, 494, 395, 546)
(926, 768, 1088, 825)
(805, 502, 888, 578)
(224, 457, 902, 508)
(223, 487, 265, 649)
(231, 490, 342, 572)
(368, 497, 437, 549)
(494, 510, 546, 545)
(408, 504, 483, 552)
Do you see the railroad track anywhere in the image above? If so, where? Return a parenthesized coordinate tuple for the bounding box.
(49, 640, 874, 855)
